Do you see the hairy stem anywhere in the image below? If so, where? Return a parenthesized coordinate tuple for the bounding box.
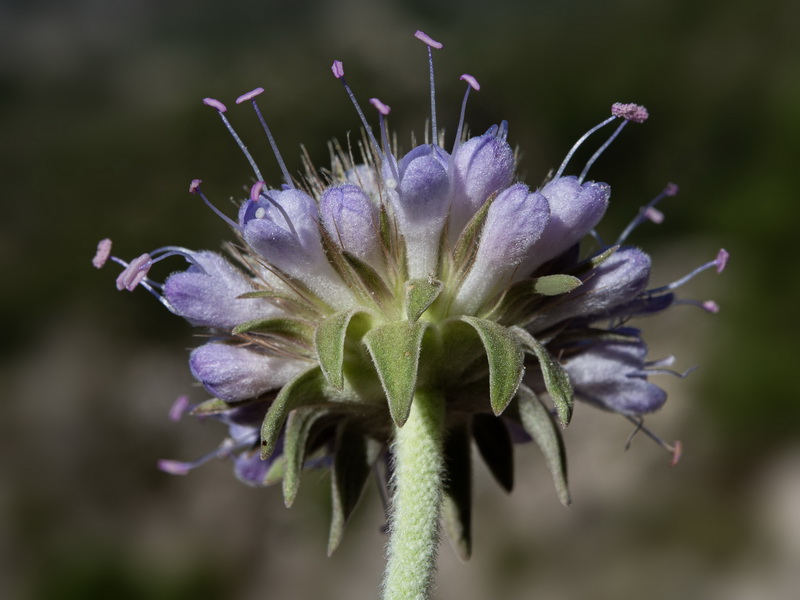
(382, 389, 445, 600)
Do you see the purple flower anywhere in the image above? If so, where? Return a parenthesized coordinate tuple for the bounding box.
(563, 332, 667, 415)
(98, 31, 726, 564)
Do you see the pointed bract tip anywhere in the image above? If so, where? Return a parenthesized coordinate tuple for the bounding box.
(715, 248, 729, 273)
(168, 395, 191, 422)
(664, 182, 679, 196)
(250, 180, 265, 203)
(414, 30, 443, 49)
(460, 73, 480, 91)
(702, 300, 720, 313)
(611, 102, 649, 123)
(92, 238, 112, 269)
(202, 97, 228, 113)
(189, 179, 202, 194)
(331, 60, 344, 79)
(158, 459, 191, 475)
(236, 87, 265, 104)
(369, 97, 391, 116)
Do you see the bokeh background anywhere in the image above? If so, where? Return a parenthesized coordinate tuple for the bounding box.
(3, 0, 798, 598)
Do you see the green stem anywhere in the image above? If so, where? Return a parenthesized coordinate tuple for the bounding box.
(382, 389, 445, 600)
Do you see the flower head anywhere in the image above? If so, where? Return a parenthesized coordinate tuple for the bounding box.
(96, 31, 727, 562)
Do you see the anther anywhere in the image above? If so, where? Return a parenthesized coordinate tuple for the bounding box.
(169, 395, 191, 422)
(116, 253, 152, 291)
(453, 74, 480, 153)
(715, 248, 729, 273)
(647, 248, 730, 294)
(624, 415, 683, 465)
(616, 182, 678, 244)
(415, 30, 442, 146)
(248, 180, 299, 238)
(190, 180, 240, 230)
(611, 102, 649, 123)
(236, 87, 264, 104)
(92, 238, 112, 269)
(203, 97, 264, 181)
(370, 97, 391, 116)
(370, 98, 398, 182)
(237, 87, 295, 188)
(330, 60, 382, 158)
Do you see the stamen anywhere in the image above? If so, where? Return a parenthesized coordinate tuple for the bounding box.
(647, 248, 730, 294)
(331, 60, 382, 157)
(369, 98, 398, 181)
(236, 87, 295, 188)
(616, 182, 678, 244)
(623, 415, 682, 465)
(554, 114, 618, 180)
(674, 299, 721, 313)
(249, 181, 299, 238)
(169, 395, 191, 422)
(453, 74, 480, 153)
(203, 97, 264, 181)
(116, 253, 152, 291)
(579, 103, 650, 182)
(190, 179, 240, 230)
(415, 30, 443, 146)
(92, 238, 112, 269)
(158, 430, 257, 476)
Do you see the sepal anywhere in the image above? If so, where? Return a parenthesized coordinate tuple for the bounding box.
(511, 327, 574, 426)
(516, 385, 570, 506)
(261, 366, 332, 459)
(315, 310, 370, 391)
(328, 421, 381, 555)
(458, 317, 524, 416)
(405, 277, 443, 323)
(282, 406, 335, 507)
(363, 320, 429, 427)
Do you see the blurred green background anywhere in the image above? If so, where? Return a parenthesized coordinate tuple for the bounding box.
(3, 0, 798, 598)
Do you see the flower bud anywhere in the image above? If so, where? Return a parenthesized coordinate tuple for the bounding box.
(320, 184, 383, 271)
(189, 343, 306, 402)
(520, 176, 610, 276)
(563, 333, 667, 415)
(453, 184, 550, 314)
(449, 133, 516, 238)
(164, 251, 275, 330)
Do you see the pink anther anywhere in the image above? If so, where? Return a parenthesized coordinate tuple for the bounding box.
(664, 182, 679, 196)
(157, 459, 191, 475)
(611, 102, 649, 123)
(250, 180, 265, 203)
(644, 207, 665, 224)
(92, 238, 112, 269)
(189, 179, 202, 194)
(369, 97, 391, 116)
(236, 87, 265, 104)
(331, 60, 345, 79)
(202, 97, 228, 113)
(459, 74, 480, 91)
(414, 30, 443, 49)
(715, 248, 729, 273)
